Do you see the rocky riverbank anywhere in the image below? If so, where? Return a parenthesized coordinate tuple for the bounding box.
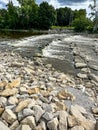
(0, 51, 98, 130)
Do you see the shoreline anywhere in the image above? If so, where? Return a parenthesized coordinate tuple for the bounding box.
(0, 51, 97, 130)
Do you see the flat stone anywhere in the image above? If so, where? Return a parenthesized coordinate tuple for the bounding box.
(0, 121, 10, 130)
(47, 117, 58, 130)
(15, 99, 31, 112)
(2, 109, 17, 124)
(58, 111, 68, 130)
(75, 63, 87, 68)
(21, 116, 36, 129)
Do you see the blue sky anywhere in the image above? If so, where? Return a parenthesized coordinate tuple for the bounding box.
(0, 0, 93, 15)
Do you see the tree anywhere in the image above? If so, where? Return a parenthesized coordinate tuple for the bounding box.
(38, 2, 56, 30)
(56, 7, 73, 26)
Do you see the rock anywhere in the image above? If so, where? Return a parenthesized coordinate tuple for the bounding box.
(10, 120, 19, 130)
(57, 90, 75, 101)
(11, 62, 24, 67)
(28, 87, 40, 94)
(88, 73, 98, 83)
(0, 107, 4, 115)
(8, 96, 18, 105)
(2, 109, 17, 124)
(58, 111, 68, 130)
(21, 125, 31, 130)
(47, 117, 58, 130)
(6, 78, 21, 88)
(0, 121, 10, 130)
(70, 105, 96, 130)
(17, 111, 24, 121)
(33, 105, 45, 123)
(75, 63, 87, 68)
(0, 97, 7, 107)
(92, 107, 98, 114)
(19, 87, 28, 94)
(55, 101, 67, 111)
(89, 65, 98, 71)
(21, 116, 36, 129)
(68, 115, 78, 128)
(77, 73, 87, 79)
(23, 108, 34, 117)
(0, 81, 7, 89)
(81, 68, 90, 73)
(0, 88, 18, 97)
(15, 99, 31, 112)
(70, 125, 84, 130)
(42, 112, 53, 121)
(24, 67, 35, 74)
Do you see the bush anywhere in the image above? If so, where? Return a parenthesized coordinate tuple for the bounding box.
(72, 17, 93, 32)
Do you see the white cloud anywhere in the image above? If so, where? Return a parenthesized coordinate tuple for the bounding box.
(49, 0, 61, 8)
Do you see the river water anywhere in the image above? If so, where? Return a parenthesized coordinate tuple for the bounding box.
(0, 32, 98, 77)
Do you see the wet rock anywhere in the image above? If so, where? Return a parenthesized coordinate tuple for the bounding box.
(0, 121, 10, 130)
(2, 109, 17, 124)
(47, 117, 58, 130)
(58, 111, 68, 130)
(21, 116, 36, 129)
(15, 99, 31, 112)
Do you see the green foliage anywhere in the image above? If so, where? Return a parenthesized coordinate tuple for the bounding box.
(38, 2, 56, 30)
(72, 17, 93, 32)
(56, 7, 73, 26)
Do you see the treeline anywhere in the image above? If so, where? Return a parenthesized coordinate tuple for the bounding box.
(0, 0, 93, 31)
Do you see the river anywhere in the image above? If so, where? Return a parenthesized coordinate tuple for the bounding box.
(0, 31, 98, 78)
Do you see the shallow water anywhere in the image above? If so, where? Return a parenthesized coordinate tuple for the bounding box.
(0, 32, 98, 76)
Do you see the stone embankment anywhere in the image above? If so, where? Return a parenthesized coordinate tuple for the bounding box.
(0, 51, 98, 130)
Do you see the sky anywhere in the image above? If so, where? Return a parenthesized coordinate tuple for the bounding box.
(0, 0, 94, 16)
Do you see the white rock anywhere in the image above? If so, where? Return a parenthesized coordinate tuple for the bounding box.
(47, 117, 58, 130)
(21, 125, 31, 130)
(2, 109, 17, 124)
(70, 125, 84, 130)
(0, 121, 10, 130)
(21, 116, 36, 129)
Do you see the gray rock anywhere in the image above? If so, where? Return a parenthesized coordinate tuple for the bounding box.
(33, 105, 44, 123)
(23, 108, 34, 117)
(0, 121, 10, 130)
(42, 112, 53, 121)
(0, 97, 7, 107)
(47, 117, 58, 130)
(77, 73, 87, 79)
